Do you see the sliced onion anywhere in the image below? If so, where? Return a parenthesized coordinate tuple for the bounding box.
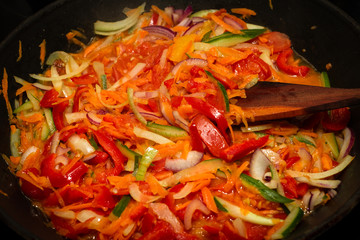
(249, 149, 270, 182)
(53, 210, 75, 220)
(30, 61, 90, 82)
(178, 5, 193, 23)
(173, 110, 189, 132)
(86, 112, 102, 125)
(165, 151, 203, 172)
(108, 62, 146, 90)
(159, 84, 175, 125)
(261, 149, 286, 169)
(184, 199, 210, 230)
(133, 126, 173, 144)
(134, 90, 159, 99)
(77, 210, 103, 223)
(65, 112, 87, 124)
(302, 189, 325, 211)
(67, 134, 95, 155)
(136, 108, 162, 120)
(94, 3, 145, 35)
(295, 177, 341, 189)
(173, 182, 195, 199)
(54, 155, 69, 166)
(286, 155, 354, 179)
(50, 131, 61, 154)
(171, 58, 208, 76)
(149, 203, 183, 233)
(177, 17, 192, 27)
(338, 127, 355, 161)
(20, 146, 39, 166)
(143, 25, 176, 40)
(183, 21, 204, 36)
(129, 183, 161, 203)
(233, 218, 248, 239)
(223, 16, 244, 30)
(32, 82, 53, 91)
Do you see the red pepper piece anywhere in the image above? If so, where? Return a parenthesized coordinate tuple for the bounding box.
(93, 130, 126, 176)
(321, 107, 351, 132)
(208, 70, 237, 89)
(39, 88, 59, 108)
(185, 97, 229, 142)
(220, 135, 269, 162)
(281, 176, 298, 199)
(41, 153, 88, 188)
(72, 86, 89, 112)
(52, 100, 69, 131)
(276, 48, 310, 76)
(92, 186, 116, 210)
(190, 114, 229, 157)
(285, 156, 300, 168)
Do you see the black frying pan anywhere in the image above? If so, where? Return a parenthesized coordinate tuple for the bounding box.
(0, 0, 360, 239)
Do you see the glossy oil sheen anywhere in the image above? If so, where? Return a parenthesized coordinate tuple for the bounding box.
(0, 0, 359, 239)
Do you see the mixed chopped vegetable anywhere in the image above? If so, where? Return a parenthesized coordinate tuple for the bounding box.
(3, 3, 355, 240)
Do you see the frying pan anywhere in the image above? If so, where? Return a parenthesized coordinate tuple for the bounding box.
(0, 0, 359, 239)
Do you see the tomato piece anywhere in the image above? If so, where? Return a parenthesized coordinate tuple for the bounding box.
(281, 176, 298, 199)
(276, 48, 310, 76)
(296, 183, 309, 197)
(245, 222, 271, 240)
(86, 150, 109, 165)
(39, 89, 59, 108)
(138, 221, 176, 240)
(232, 53, 271, 81)
(260, 31, 291, 53)
(185, 97, 229, 141)
(20, 168, 51, 200)
(189, 114, 229, 157)
(71, 73, 97, 85)
(220, 135, 269, 162)
(92, 186, 116, 210)
(208, 70, 237, 89)
(321, 107, 351, 132)
(285, 156, 300, 168)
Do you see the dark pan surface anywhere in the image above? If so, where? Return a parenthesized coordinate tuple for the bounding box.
(0, 0, 359, 239)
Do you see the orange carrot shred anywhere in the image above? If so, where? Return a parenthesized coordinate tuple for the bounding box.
(39, 39, 46, 68)
(2, 68, 13, 121)
(17, 40, 22, 62)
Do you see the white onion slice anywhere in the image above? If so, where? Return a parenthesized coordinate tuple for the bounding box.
(233, 218, 248, 239)
(30, 61, 90, 81)
(108, 62, 146, 91)
(338, 127, 355, 161)
(50, 131, 61, 154)
(129, 183, 161, 203)
(20, 146, 39, 166)
(67, 134, 95, 155)
(295, 177, 341, 189)
(173, 110, 189, 132)
(65, 112, 87, 124)
(184, 199, 210, 230)
(173, 182, 195, 199)
(86, 112, 102, 125)
(149, 203, 183, 233)
(249, 149, 270, 183)
(286, 155, 354, 179)
(53, 210, 75, 220)
(165, 151, 203, 172)
(133, 126, 173, 144)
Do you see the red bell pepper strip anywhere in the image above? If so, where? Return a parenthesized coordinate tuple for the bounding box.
(93, 130, 126, 176)
(220, 135, 269, 162)
(208, 69, 237, 89)
(40, 89, 60, 108)
(276, 48, 310, 76)
(321, 107, 351, 132)
(52, 100, 69, 131)
(41, 153, 88, 188)
(190, 114, 229, 157)
(185, 97, 229, 142)
(72, 86, 89, 112)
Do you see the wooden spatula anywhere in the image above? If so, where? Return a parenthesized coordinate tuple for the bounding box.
(238, 81, 360, 122)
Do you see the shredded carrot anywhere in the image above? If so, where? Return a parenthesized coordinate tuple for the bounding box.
(151, 5, 173, 26)
(146, 173, 168, 197)
(209, 13, 241, 34)
(201, 187, 218, 213)
(15, 84, 36, 96)
(17, 112, 44, 123)
(17, 40, 22, 62)
(1, 68, 13, 121)
(39, 39, 46, 68)
(231, 8, 257, 18)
